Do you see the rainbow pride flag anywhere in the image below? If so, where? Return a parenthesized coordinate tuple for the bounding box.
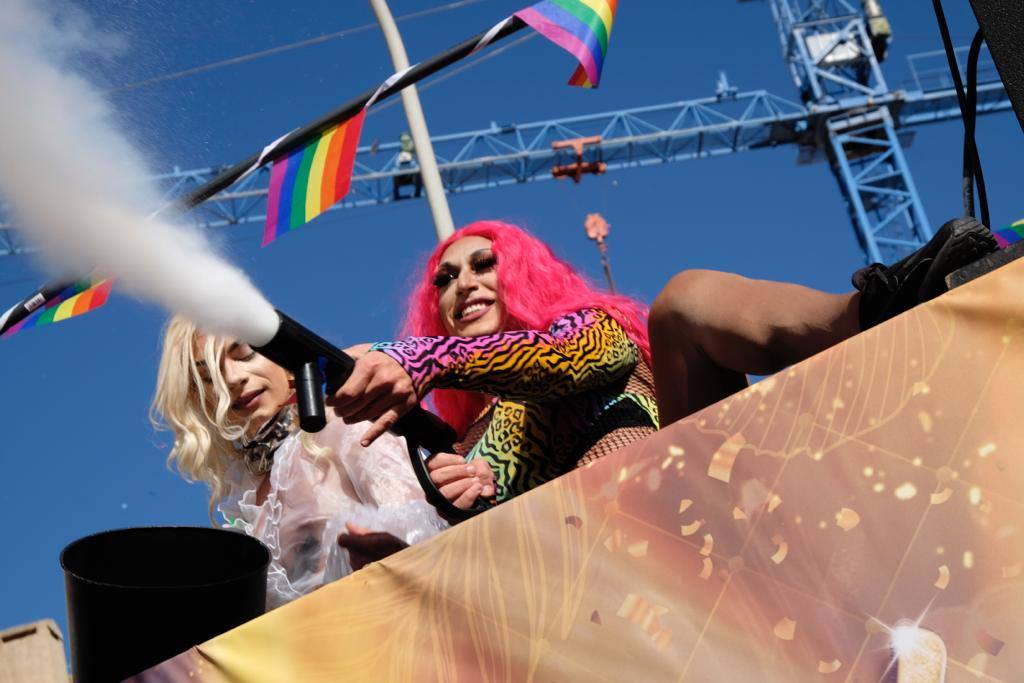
(263, 110, 366, 246)
(994, 218, 1024, 249)
(515, 0, 618, 88)
(1, 277, 113, 339)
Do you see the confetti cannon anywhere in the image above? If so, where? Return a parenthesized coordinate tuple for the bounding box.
(253, 309, 491, 520)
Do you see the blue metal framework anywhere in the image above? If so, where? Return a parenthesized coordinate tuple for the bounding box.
(762, 0, 932, 262)
(827, 107, 931, 263)
(764, 0, 889, 106)
(0, 5, 1013, 262)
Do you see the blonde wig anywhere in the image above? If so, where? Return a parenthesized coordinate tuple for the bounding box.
(151, 316, 251, 520)
(153, 316, 335, 523)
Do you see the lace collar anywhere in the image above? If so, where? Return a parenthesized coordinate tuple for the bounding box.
(238, 405, 296, 476)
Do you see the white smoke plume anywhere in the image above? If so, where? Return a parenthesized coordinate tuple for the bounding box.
(0, 0, 279, 345)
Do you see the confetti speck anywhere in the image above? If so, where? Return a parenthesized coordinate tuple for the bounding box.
(912, 381, 930, 396)
(603, 530, 623, 552)
(894, 482, 917, 501)
(590, 610, 602, 625)
(963, 550, 975, 569)
(934, 565, 950, 590)
(708, 433, 745, 483)
(917, 411, 933, 433)
(627, 541, 649, 558)
(873, 482, 886, 493)
(817, 659, 842, 674)
(668, 445, 685, 457)
(862, 466, 874, 477)
(698, 557, 713, 580)
(678, 498, 693, 514)
(975, 628, 1005, 656)
(770, 535, 788, 564)
(616, 593, 648, 620)
(732, 506, 747, 521)
(767, 494, 782, 513)
(680, 520, 703, 536)
(930, 488, 953, 505)
(699, 534, 714, 557)
(565, 515, 583, 529)
(966, 652, 989, 675)
(969, 486, 982, 506)
(773, 617, 796, 641)
(978, 443, 997, 459)
(835, 507, 860, 531)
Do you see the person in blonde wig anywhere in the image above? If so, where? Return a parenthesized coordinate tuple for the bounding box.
(151, 315, 448, 609)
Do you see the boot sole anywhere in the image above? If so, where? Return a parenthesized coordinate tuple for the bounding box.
(920, 218, 999, 299)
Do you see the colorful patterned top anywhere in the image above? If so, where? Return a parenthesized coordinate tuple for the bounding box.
(372, 308, 659, 501)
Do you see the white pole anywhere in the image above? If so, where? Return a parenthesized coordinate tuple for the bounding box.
(369, 0, 456, 242)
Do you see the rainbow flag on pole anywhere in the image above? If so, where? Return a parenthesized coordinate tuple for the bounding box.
(1, 277, 113, 339)
(262, 110, 366, 246)
(515, 0, 618, 88)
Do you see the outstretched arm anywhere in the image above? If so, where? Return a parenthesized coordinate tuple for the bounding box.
(329, 309, 638, 444)
(373, 308, 638, 400)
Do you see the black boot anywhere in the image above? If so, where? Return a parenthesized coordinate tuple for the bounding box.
(853, 216, 998, 330)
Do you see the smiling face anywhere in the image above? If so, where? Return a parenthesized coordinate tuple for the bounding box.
(194, 335, 292, 434)
(433, 235, 505, 337)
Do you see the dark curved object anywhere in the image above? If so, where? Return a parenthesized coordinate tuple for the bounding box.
(254, 309, 492, 520)
(61, 526, 270, 682)
(969, 0, 1024, 134)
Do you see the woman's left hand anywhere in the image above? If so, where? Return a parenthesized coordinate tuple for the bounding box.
(337, 522, 408, 570)
(326, 351, 418, 445)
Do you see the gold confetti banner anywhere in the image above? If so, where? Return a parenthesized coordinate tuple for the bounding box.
(136, 260, 1024, 682)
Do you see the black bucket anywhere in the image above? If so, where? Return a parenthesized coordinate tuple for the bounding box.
(61, 526, 270, 682)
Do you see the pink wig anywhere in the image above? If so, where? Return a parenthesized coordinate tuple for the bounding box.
(403, 220, 651, 436)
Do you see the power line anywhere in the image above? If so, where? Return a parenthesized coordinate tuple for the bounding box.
(107, 0, 494, 94)
(369, 32, 537, 116)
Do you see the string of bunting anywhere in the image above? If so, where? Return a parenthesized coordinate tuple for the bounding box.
(1, 277, 113, 338)
(261, 0, 617, 245)
(2, 1, 620, 336)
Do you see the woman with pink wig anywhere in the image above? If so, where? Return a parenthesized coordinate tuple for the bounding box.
(329, 220, 658, 510)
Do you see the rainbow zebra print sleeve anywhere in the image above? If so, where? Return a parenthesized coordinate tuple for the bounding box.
(371, 308, 638, 400)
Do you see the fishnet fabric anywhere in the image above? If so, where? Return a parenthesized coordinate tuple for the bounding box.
(454, 359, 658, 469)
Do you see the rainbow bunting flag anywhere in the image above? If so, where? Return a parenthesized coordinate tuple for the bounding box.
(994, 218, 1024, 249)
(515, 0, 618, 88)
(263, 110, 366, 246)
(1, 277, 113, 339)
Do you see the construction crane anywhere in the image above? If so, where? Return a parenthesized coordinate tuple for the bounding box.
(0, 2, 1012, 264)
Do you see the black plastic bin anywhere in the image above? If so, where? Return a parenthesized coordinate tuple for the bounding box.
(61, 526, 270, 682)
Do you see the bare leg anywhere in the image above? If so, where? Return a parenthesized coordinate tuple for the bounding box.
(649, 270, 860, 425)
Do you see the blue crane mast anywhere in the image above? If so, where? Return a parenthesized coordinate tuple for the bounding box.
(0, 4, 1011, 263)
(757, 0, 929, 263)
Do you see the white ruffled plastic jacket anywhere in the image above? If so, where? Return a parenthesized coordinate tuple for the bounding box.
(218, 417, 448, 609)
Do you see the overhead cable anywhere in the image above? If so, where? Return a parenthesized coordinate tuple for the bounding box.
(108, 0, 493, 94)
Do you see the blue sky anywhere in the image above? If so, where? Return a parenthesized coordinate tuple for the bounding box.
(1, 0, 1021, 648)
